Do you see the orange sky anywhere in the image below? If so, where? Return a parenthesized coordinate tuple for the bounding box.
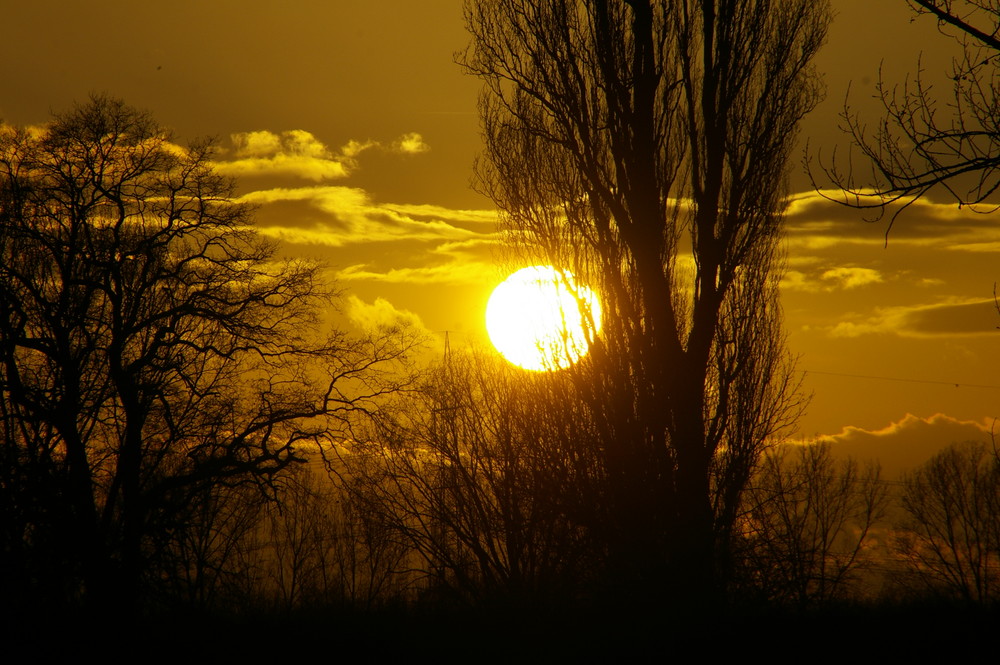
(2, 0, 997, 472)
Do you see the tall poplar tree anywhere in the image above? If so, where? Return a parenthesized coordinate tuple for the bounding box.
(462, 0, 827, 604)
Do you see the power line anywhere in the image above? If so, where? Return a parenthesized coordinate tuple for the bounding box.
(803, 369, 1000, 391)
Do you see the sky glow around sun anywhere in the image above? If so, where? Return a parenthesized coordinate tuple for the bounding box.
(486, 265, 602, 371)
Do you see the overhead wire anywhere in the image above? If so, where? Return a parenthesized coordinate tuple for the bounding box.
(803, 369, 1000, 391)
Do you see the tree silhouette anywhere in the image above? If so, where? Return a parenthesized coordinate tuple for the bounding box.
(736, 442, 887, 609)
(461, 0, 825, 604)
(820, 1, 1000, 217)
(340, 349, 603, 606)
(895, 441, 1000, 605)
(0, 95, 415, 613)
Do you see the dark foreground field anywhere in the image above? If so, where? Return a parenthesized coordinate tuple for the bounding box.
(5, 600, 995, 661)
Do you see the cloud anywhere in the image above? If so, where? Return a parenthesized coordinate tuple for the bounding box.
(238, 183, 499, 289)
(340, 139, 378, 159)
(780, 270, 819, 292)
(233, 130, 302, 158)
(346, 295, 429, 333)
(784, 190, 1000, 250)
(251, 224, 360, 247)
(392, 132, 430, 154)
(337, 261, 496, 285)
(947, 241, 1000, 252)
(781, 266, 884, 292)
(0, 121, 55, 141)
(431, 237, 497, 256)
(820, 266, 883, 289)
(215, 130, 351, 180)
(330, 237, 499, 286)
(214, 129, 431, 181)
(242, 186, 497, 247)
(828, 298, 1000, 338)
(796, 413, 995, 479)
(383, 203, 497, 226)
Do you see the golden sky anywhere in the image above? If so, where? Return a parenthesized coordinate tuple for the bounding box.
(2, 0, 997, 472)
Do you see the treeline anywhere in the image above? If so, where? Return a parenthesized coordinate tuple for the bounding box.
(8, 338, 997, 618)
(60, 348, 991, 617)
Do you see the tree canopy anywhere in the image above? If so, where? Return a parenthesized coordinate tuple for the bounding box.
(819, 1, 1000, 219)
(0, 95, 413, 611)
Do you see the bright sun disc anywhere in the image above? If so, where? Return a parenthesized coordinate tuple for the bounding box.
(486, 265, 602, 371)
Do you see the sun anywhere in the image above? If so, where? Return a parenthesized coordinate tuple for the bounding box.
(486, 265, 602, 371)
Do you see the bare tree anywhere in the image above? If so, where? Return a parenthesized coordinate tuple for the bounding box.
(894, 441, 1000, 605)
(340, 349, 604, 606)
(0, 95, 416, 612)
(326, 472, 414, 609)
(156, 482, 266, 611)
(736, 443, 887, 609)
(819, 1, 1000, 218)
(234, 463, 412, 612)
(460, 0, 826, 603)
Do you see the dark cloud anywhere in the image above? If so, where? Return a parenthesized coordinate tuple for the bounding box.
(907, 300, 1000, 336)
(828, 299, 1000, 338)
(799, 413, 994, 479)
(785, 192, 1000, 245)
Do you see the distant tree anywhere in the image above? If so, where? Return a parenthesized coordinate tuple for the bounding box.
(340, 349, 603, 606)
(156, 481, 266, 611)
(324, 469, 414, 610)
(461, 0, 825, 603)
(894, 441, 1000, 605)
(736, 442, 887, 609)
(819, 1, 1000, 218)
(234, 464, 411, 612)
(0, 95, 415, 613)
